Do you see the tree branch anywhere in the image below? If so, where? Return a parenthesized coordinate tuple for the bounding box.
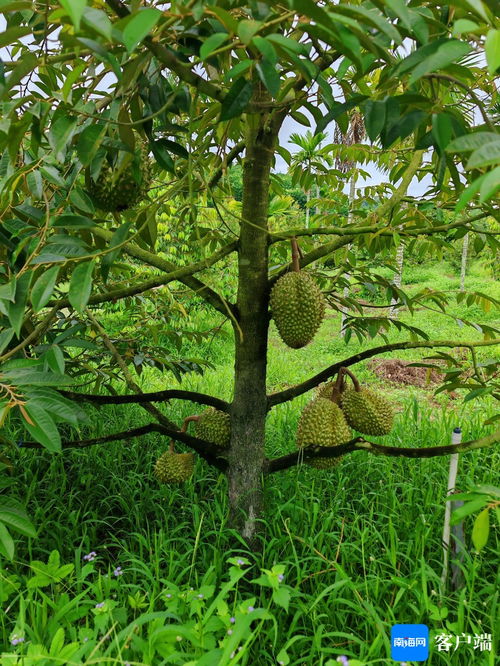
(267, 338, 500, 408)
(19, 423, 228, 471)
(208, 142, 246, 190)
(90, 226, 237, 318)
(266, 429, 500, 473)
(269, 236, 353, 287)
(269, 215, 490, 242)
(59, 388, 228, 412)
(85, 309, 178, 431)
(47, 241, 238, 311)
(0, 305, 59, 363)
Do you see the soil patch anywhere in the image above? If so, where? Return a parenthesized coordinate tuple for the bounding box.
(368, 358, 444, 388)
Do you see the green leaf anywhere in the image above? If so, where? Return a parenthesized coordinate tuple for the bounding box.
(454, 173, 486, 213)
(220, 78, 253, 121)
(77, 124, 106, 166)
(60, 0, 87, 31)
(82, 7, 113, 41)
(485, 29, 500, 75)
(122, 8, 161, 53)
(452, 19, 480, 36)
(472, 508, 490, 552)
(256, 59, 280, 97)
(266, 33, 305, 54)
(101, 221, 132, 281)
(384, 0, 413, 33)
(49, 116, 77, 162)
(26, 170, 43, 199)
(364, 99, 386, 141)
(0, 499, 36, 538)
(479, 166, 500, 202)
(237, 19, 262, 45)
(23, 403, 61, 453)
(0, 522, 14, 560)
(272, 586, 291, 611)
(447, 132, 500, 152)
(467, 141, 500, 169)
(409, 40, 472, 84)
(0, 279, 16, 302)
(44, 345, 65, 374)
(432, 113, 453, 151)
(451, 498, 488, 524)
(150, 140, 175, 173)
(0, 328, 14, 355)
(252, 36, 277, 64)
(53, 214, 95, 229)
(223, 59, 253, 82)
(31, 265, 59, 312)
(291, 0, 335, 32)
(2, 369, 73, 387)
(68, 260, 94, 313)
(154, 139, 188, 159)
(0, 25, 31, 49)
(199, 33, 228, 60)
(7, 271, 32, 337)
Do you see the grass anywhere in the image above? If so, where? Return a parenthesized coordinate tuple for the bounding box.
(0, 261, 498, 664)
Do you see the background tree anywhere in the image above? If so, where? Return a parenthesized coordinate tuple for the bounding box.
(0, 0, 499, 548)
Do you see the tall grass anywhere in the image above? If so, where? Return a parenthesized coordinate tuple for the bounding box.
(1, 263, 498, 664)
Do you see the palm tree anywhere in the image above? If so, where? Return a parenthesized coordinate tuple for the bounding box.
(288, 130, 329, 228)
(334, 111, 365, 335)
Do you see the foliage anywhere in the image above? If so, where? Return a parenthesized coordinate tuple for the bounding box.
(449, 484, 500, 553)
(0, 0, 499, 546)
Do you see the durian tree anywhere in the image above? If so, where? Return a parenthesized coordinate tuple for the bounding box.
(1, 0, 500, 544)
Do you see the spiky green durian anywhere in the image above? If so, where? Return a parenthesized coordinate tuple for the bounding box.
(195, 407, 230, 448)
(308, 456, 342, 470)
(154, 451, 194, 484)
(315, 381, 337, 401)
(297, 398, 351, 469)
(297, 398, 351, 449)
(340, 388, 394, 436)
(270, 271, 326, 349)
(86, 143, 152, 212)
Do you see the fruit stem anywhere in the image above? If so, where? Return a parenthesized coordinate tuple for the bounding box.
(182, 415, 200, 432)
(291, 237, 301, 272)
(169, 439, 175, 453)
(341, 367, 361, 392)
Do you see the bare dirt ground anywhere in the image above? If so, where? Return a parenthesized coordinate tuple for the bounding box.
(368, 358, 445, 388)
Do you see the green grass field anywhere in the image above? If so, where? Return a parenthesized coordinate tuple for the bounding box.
(1, 261, 498, 664)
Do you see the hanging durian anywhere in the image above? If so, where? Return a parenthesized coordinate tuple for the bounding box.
(339, 368, 394, 436)
(85, 139, 152, 212)
(154, 450, 194, 484)
(270, 238, 326, 349)
(194, 407, 230, 448)
(297, 396, 351, 469)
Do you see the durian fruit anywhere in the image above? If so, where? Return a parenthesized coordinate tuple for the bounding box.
(194, 407, 230, 448)
(297, 398, 351, 469)
(308, 456, 341, 470)
(340, 387, 394, 436)
(86, 142, 152, 212)
(154, 451, 194, 484)
(315, 381, 337, 401)
(270, 271, 326, 349)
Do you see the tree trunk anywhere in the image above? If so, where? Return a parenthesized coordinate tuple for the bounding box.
(389, 241, 405, 318)
(460, 233, 469, 292)
(340, 174, 356, 336)
(305, 188, 310, 228)
(227, 100, 279, 543)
